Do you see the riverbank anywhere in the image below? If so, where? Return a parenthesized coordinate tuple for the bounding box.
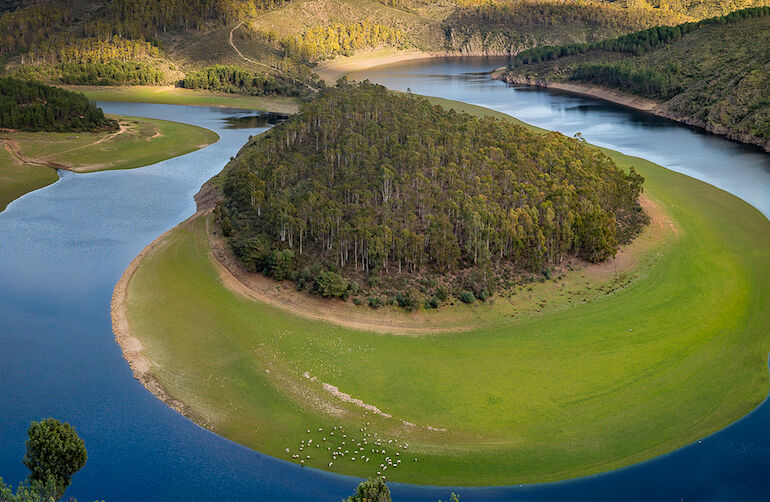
(64, 85, 301, 114)
(315, 49, 441, 83)
(0, 116, 218, 212)
(494, 72, 770, 152)
(113, 96, 770, 486)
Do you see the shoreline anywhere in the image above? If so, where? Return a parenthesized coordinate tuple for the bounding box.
(494, 73, 770, 153)
(110, 180, 223, 425)
(315, 49, 512, 83)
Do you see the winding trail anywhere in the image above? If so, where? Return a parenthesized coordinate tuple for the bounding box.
(228, 21, 318, 92)
(1, 123, 129, 171)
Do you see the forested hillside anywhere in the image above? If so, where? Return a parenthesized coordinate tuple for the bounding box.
(3, 0, 767, 94)
(0, 77, 117, 131)
(219, 82, 647, 307)
(499, 7, 770, 150)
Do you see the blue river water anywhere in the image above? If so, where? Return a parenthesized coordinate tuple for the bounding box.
(0, 58, 768, 501)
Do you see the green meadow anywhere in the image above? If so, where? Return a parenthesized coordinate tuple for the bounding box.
(0, 116, 218, 212)
(0, 146, 58, 212)
(70, 85, 300, 114)
(123, 101, 770, 485)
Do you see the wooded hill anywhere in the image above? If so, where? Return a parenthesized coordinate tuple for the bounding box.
(219, 82, 647, 307)
(0, 77, 117, 131)
(4, 0, 767, 94)
(499, 7, 770, 150)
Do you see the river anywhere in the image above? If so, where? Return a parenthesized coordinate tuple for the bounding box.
(0, 59, 768, 501)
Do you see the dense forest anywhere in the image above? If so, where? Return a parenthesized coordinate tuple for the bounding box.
(219, 82, 647, 307)
(180, 64, 317, 97)
(281, 22, 409, 61)
(0, 77, 117, 131)
(84, 0, 292, 39)
(510, 5, 770, 65)
(442, 0, 688, 54)
(501, 8, 770, 149)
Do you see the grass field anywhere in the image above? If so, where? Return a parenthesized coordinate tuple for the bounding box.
(68, 85, 301, 114)
(123, 101, 770, 485)
(0, 145, 58, 212)
(0, 116, 218, 212)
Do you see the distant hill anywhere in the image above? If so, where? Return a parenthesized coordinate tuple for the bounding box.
(498, 7, 770, 151)
(4, 0, 767, 93)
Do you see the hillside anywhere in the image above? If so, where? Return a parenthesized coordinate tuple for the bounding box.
(4, 0, 766, 95)
(497, 8, 770, 151)
(218, 82, 647, 307)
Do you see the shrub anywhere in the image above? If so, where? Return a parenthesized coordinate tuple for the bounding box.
(459, 291, 475, 304)
(425, 296, 440, 309)
(435, 285, 449, 302)
(367, 295, 384, 308)
(395, 289, 418, 311)
(315, 270, 349, 297)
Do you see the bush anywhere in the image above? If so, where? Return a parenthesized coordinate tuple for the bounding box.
(367, 295, 384, 308)
(459, 291, 475, 304)
(395, 289, 418, 311)
(425, 296, 440, 309)
(266, 249, 295, 280)
(315, 270, 349, 297)
(434, 285, 449, 302)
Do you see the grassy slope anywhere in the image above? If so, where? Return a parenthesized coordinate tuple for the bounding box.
(124, 100, 770, 485)
(69, 86, 300, 114)
(0, 116, 218, 211)
(503, 16, 770, 144)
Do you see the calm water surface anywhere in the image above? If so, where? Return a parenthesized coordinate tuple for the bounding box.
(0, 59, 768, 501)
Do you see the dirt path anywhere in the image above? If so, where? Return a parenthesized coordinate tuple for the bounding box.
(203, 184, 671, 335)
(39, 123, 131, 162)
(228, 21, 317, 92)
(1, 137, 51, 168)
(1, 123, 130, 172)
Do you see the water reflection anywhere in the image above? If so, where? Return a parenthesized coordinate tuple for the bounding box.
(222, 112, 288, 129)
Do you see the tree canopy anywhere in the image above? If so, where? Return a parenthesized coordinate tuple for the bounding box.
(345, 477, 392, 502)
(23, 418, 87, 499)
(220, 82, 647, 305)
(0, 77, 117, 131)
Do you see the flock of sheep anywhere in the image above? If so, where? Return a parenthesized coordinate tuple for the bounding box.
(285, 422, 417, 477)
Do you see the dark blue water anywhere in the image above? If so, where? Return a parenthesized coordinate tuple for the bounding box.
(0, 62, 768, 501)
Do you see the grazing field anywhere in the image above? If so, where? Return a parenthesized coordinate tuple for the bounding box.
(121, 101, 770, 485)
(0, 116, 218, 211)
(68, 85, 301, 114)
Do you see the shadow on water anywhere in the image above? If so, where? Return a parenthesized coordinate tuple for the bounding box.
(221, 112, 288, 129)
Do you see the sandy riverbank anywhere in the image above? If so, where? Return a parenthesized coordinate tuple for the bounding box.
(315, 49, 442, 83)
